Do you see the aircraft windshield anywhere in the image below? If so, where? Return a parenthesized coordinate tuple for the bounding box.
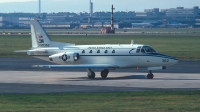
(142, 46, 156, 53)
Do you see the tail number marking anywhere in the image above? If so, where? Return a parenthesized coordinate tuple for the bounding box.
(162, 59, 169, 62)
(39, 44, 50, 47)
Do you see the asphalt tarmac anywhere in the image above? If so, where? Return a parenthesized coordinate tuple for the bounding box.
(0, 58, 200, 73)
(0, 58, 200, 94)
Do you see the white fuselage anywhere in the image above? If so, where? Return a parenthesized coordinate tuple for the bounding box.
(30, 44, 178, 69)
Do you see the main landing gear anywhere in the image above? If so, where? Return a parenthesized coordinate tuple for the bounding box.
(101, 69, 109, 79)
(87, 69, 96, 79)
(86, 69, 109, 79)
(146, 70, 154, 79)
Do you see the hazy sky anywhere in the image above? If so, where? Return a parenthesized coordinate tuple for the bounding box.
(0, 0, 200, 13)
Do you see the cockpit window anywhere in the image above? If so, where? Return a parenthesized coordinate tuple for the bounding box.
(136, 49, 140, 53)
(136, 46, 141, 53)
(141, 49, 145, 53)
(142, 46, 156, 53)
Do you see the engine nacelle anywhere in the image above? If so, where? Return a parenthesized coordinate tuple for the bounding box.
(49, 52, 79, 63)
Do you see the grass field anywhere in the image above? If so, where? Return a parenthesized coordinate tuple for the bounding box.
(0, 91, 200, 112)
(0, 35, 199, 60)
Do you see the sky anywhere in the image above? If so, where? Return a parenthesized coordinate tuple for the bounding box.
(0, 0, 200, 13)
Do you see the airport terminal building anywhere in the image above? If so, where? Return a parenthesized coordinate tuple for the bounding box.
(0, 6, 200, 29)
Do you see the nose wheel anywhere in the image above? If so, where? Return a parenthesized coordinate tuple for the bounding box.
(147, 70, 154, 79)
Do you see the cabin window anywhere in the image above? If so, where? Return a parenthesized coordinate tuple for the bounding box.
(97, 50, 100, 53)
(82, 50, 85, 53)
(112, 50, 115, 53)
(104, 50, 108, 53)
(89, 50, 93, 53)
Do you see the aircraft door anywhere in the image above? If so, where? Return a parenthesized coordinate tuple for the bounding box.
(135, 47, 141, 65)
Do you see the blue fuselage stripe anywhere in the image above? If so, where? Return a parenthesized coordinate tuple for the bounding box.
(33, 53, 177, 60)
(79, 55, 177, 60)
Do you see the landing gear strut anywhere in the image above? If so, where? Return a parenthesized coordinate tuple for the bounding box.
(87, 69, 95, 79)
(147, 70, 154, 79)
(101, 69, 109, 78)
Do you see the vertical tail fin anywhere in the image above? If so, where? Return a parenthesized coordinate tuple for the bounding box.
(30, 19, 75, 49)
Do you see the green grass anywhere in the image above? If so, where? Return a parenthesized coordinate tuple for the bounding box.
(0, 35, 200, 60)
(0, 91, 200, 112)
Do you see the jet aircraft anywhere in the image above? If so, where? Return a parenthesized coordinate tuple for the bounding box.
(17, 19, 178, 79)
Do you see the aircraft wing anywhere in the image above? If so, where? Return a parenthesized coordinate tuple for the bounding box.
(32, 64, 119, 69)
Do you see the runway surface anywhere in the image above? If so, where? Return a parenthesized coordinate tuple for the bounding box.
(0, 58, 200, 93)
(1, 58, 200, 73)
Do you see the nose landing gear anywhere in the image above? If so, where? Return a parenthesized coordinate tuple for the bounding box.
(147, 70, 154, 79)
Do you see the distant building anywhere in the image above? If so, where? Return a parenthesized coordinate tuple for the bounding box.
(0, 6, 200, 28)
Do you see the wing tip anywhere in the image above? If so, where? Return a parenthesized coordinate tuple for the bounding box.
(32, 65, 39, 68)
(32, 65, 51, 68)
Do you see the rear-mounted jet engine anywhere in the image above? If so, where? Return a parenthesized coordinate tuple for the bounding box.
(49, 52, 79, 62)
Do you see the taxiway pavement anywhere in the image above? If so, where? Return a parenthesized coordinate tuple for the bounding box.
(0, 58, 200, 73)
(0, 58, 199, 93)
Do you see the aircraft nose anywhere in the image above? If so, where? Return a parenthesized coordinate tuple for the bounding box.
(170, 57, 178, 65)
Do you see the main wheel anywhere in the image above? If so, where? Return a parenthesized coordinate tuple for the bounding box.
(88, 71, 95, 79)
(147, 73, 154, 79)
(101, 69, 109, 79)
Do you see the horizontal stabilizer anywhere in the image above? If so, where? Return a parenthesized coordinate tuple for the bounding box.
(32, 64, 119, 69)
(15, 50, 48, 56)
(14, 50, 29, 53)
